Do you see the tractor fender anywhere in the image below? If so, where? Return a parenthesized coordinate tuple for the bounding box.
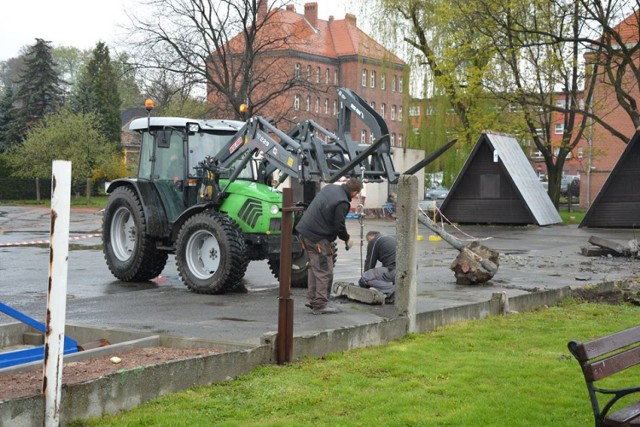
(106, 179, 169, 238)
(170, 203, 217, 243)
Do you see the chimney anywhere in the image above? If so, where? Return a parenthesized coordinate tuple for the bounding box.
(345, 13, 357, 26)
(286, 4, 295, 12)
(304, 2, 318, 27)
(257, 0, 268, 21)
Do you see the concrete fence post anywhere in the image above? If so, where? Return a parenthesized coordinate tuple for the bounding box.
(395, 175, 418, 333)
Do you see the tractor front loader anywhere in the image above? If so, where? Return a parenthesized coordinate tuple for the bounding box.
(102, 88, 399, 295)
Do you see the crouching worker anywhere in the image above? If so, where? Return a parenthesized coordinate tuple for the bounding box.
(359, 231, 396, 302)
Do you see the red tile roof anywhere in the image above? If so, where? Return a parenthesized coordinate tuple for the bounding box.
(227, 5, 404, 65)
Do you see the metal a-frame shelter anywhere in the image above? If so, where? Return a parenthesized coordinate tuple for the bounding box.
(580, 130, 640, 228)
(439, 132, 561, 226)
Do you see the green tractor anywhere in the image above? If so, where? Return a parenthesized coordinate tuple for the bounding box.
(102, 88, 399, 295)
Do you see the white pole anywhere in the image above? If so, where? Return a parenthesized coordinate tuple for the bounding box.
(43, 160, 72, 427)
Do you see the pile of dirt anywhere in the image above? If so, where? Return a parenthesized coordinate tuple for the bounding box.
(0, 346, 221, 401)
(571, 280, 640, 305)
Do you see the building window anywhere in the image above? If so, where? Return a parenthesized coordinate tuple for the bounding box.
(315, 97, 319, 113)
(370, 133, 375, 144)
(333, 100, 338, 116)
(381, 73, 386, 90)
(398, 107, 403, 121)
(325, 68, 330, 85)
(426, 106, 434, 116)
(294, 94, 300, 110)
(399, 77, 403, 93)
(391, 75, 397, 92)
(398, 134, 403, 146)
(390, 133, 395, 146)
(381, 103, 386, 119)
(370, 70, 376, 88)
(555, 123, 564, 134)
(324, 98, 329, 114)
(409, 106, 420, 116)
(361, 70, 367, 87)
(306, 65, 311, 80)
(316, 66, 321, 83)
(305, 96, 310, 111)
(370, 101, 375, 111)
(294, 63, 300, 79)
(531, 150, 543, 158)
(391, 105, 396, 121)
(361, 130, 367, 144)
(556, 99, 566, 108)
(577, 147, 584, 158)
(334, 70, 338, 85)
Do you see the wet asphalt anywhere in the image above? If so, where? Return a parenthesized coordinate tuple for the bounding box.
(1, 206, 638, 345)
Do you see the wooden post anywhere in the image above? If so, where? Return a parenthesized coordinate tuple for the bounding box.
(35, 177, 41, 202)
(277, 188, 295, 364)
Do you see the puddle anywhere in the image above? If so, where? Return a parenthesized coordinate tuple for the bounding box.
(214, 317, 256, 322)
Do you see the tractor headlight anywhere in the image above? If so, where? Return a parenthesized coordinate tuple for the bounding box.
(270, 204, 279, 215)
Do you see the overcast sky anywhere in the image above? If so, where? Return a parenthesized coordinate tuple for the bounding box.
(0, 1, 358, 62)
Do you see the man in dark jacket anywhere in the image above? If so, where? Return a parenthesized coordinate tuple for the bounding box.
(359, 231, 396, 301)
(296, 178, 363, 314)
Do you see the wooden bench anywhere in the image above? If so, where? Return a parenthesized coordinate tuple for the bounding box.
(568, 325, 640, 426)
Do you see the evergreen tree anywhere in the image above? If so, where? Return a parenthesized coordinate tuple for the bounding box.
(9, 38, 64, 142)
(0, 85, 17, 152)
(71, 42, 122, 143)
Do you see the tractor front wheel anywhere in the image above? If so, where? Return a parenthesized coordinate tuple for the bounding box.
(175, 212, 247, 294)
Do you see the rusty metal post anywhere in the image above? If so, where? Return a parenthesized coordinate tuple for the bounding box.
(44, 160, 72, 427)
(277, 188, 295, 364)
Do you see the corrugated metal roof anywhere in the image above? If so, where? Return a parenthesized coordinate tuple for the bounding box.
(485, 133, 561, 226)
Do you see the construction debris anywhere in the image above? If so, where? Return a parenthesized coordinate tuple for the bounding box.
(417, 212, 500, 285)
(582, 236, 639, 258)
(331, 281, 387, 305)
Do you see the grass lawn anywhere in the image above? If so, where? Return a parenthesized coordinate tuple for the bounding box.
(74, 299, 640, 427)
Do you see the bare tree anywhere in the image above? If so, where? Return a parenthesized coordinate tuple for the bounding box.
(579, 0, 640, 134)
(124, 0, 315, 122)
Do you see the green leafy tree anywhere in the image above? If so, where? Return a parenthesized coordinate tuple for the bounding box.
(373, 0, 508, 185)
(71, 42, 122, 143)
(9, 38, 64, 142)
(52, 46, 91, 99)
(7, 109, 118, 185)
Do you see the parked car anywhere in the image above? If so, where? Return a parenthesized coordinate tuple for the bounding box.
(561, 177, 580, 198)
(425, 185, 449, 200)
(425, 185, 449, 204)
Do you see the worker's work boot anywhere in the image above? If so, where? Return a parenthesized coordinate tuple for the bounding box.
(313, 304, 341, 315)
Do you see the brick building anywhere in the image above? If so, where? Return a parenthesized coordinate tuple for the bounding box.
(581, 11, 640, 209)
(207, 2, 409, 148)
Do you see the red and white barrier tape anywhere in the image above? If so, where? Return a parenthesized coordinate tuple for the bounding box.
(0, 233, 102, 248)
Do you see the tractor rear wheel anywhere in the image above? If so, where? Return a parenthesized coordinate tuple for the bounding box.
(102, 186, 168, 281)
(175, 211, 247, 294)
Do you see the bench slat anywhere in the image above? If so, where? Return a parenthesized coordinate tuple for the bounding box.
(585, 346, 640, 381)
(578, 325, 640, 360)
(605, 401, 640, 426)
